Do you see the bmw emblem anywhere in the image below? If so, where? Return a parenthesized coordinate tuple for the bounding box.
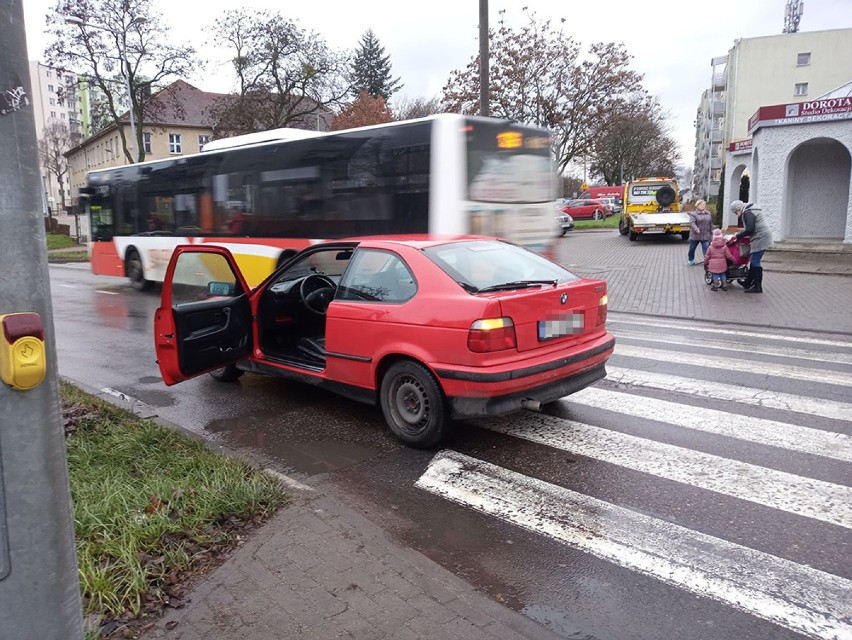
(560, 293, 568, 304)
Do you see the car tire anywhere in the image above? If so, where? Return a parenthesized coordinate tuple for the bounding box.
(209, 364, 244, 382)
(126, 249, 152, 291)
(618, 218, 629, 236)
(559, 229, 567, 237)
(629, 228, 637, 241)
(380, 360, 449, 448)
(593, 209, 604, 221)
(681, 232, 690, 241)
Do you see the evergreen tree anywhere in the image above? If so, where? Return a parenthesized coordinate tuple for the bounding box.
(350, 30, 402, 100)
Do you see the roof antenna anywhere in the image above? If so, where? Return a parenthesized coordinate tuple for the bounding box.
(783, 0, 804, 33)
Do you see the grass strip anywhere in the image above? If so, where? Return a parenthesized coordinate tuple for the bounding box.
(61, 382, 287, 629)
(572, 215, 620, 230)
(47, 233, 81, 250)
(48, 250, 89, 263)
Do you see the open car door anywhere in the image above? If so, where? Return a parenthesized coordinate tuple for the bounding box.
(155, 245, 253, 385)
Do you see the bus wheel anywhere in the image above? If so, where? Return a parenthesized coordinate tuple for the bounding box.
(126, 249, 152, 291)
(209, 364, 244, 382)
(380, 360, 449, 448)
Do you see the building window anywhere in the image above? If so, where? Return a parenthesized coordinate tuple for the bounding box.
(49, 97, 56, 105)
(50, 111, 56, 118)
(143, 132, 152, 153)
(797, 52, 811, 66)
(168, 133, 182, 154)
(48, 84, 54, 92)
(198, 135, 210, 151)
(46, 69, 52, 78)
(795, 82, 808, 96)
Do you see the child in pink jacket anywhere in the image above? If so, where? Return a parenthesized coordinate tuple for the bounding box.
(704, 229, 734, 291)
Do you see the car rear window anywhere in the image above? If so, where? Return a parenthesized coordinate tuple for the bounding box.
(423, 240, 578, 293)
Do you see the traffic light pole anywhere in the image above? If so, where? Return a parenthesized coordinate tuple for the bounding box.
(0, 1, 84, 638)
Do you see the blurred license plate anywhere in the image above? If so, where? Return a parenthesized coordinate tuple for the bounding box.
(538, 314, 584, 340)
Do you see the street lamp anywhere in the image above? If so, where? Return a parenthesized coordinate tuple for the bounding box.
(65, 15, 143, 161)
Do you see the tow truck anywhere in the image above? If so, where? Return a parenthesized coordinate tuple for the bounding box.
(618, 177, 690, 241)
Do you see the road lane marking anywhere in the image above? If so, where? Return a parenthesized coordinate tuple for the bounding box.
(58, 284, 76, 288)
(604, 366, 852, 423)
(608, 315, 852, 349)
(95, 290, 120, 295)
(615, 344, 852, 388)
(416, 451, 852, 640)
(612, 330, 852, 366)
(479, 414, 852, 528)
(568, 385, 852, 462)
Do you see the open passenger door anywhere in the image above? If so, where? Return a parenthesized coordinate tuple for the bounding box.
(155, 245, 253, 385)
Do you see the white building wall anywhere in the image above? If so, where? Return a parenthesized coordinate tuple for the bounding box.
(733, 121, 852, 244)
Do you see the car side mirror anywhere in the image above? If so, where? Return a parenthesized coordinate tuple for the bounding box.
(208, 281, 235, 297)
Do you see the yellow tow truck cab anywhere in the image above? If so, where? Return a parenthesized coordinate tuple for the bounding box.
(618, 177, 691, 241)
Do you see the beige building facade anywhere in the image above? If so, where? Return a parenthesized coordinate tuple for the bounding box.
(694, 28, 852, 201)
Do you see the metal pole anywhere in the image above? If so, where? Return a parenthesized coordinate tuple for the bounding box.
(0, 1, 84, 638)
(479, 0, 489, 117)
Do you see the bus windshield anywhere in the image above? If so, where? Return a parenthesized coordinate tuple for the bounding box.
(466, 120, 553, 204)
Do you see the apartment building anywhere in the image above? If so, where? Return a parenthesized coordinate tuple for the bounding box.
(65, 80, 224, 210)
(28, 61, 89, 214)
(694, 28, 852, 203)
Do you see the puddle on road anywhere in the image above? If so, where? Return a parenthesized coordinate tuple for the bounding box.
(206, 415, 384, 475)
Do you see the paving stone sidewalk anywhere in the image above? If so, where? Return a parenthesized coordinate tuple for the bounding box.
(144, 487, 562, 640)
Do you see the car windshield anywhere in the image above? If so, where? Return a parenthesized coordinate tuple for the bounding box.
(274, 247, 353, 284)
(423, 240, 578, 293)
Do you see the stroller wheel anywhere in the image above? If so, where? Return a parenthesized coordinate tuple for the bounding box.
(704, 270, 713, 285)
(737, 278, 749, 287)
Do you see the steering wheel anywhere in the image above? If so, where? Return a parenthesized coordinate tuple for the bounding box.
(299, 274, 336, 315)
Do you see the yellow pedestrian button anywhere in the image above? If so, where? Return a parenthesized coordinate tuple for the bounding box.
(1, 313, 47, 390)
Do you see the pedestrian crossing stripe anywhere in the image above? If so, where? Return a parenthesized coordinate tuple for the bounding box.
(613, 329, 852, 366)
(569, 386, 852, 462)
(615, 344, 852, 387)
(605, 366, 852, 422)
(416, 451, 852, 640)
(479, 413, 851, 528)
(608, 315, 852, 349)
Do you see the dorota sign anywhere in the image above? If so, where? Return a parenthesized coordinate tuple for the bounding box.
(749, 98, 852, 133)
(728, 139, 752, 154)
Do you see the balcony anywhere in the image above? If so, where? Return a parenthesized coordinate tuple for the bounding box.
(712, 73, 726, 90)
(710, 130, 722, 143)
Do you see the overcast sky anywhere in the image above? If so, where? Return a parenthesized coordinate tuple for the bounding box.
(22, 0, 852, 175)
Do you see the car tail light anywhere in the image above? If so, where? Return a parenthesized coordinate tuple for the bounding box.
(596, 294, 608, 327)
(468, 317, 516, 352)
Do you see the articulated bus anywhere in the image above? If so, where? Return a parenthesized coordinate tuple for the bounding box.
(83, 114, 558, 290)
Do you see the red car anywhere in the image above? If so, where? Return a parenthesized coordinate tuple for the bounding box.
(560, 198, 611, 220)
(154, 237, 614, 447)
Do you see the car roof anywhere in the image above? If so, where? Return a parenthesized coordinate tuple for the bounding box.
(323, 234, 501, 250)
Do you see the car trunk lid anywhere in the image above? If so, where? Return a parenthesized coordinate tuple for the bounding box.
(494, 280, 606, 352)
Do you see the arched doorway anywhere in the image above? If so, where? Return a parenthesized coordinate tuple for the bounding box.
(728, 163, 749, 227)
(785, 138, 851, 239)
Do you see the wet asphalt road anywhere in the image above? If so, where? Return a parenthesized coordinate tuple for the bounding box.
(49, 261, 852, 640)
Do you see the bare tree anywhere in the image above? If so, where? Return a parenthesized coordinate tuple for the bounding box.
(391, 95, 442, 121)
(45, 0, 199, 163)
(208, 9, 351, 136)
(589, 94, 681, 184)
(440, 10, 644, 173)
(38, 121, 71, 214)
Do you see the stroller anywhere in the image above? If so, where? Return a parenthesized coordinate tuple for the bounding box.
(704, 234, 751, 287)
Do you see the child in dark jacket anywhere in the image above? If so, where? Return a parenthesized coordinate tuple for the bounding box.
(704, 229, 734, 291)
